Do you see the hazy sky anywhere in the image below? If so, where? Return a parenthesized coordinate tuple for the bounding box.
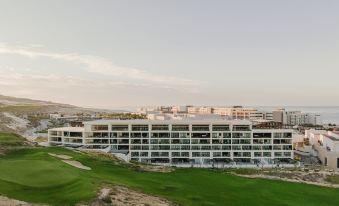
(0, 0, 339, 109)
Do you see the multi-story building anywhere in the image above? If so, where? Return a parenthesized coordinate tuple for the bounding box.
(187, 106, 213, 114)
(305, 129, 339, 171)
(273, 109, 322, 126)
(48, 120, 293, 166)
(212, 106, 257, 119)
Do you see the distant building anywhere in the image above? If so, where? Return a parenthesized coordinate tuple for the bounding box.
(272, 109, 322, 126)
(49, 113, 78, 122)
(187, 106, 213, 114)
(272, 109, 288, 124)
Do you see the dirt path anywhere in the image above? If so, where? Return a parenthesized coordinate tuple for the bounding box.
(0, 195, 43, 206)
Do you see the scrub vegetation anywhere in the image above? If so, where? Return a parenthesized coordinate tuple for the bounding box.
(1, 133, 339, 206)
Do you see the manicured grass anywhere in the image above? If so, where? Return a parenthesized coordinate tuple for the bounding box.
(1, 134, 339, 205)
(0, 133, 25, 146)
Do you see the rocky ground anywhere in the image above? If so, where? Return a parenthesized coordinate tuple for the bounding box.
(233, 169, 339, 188)
(83, 150, 175, 173)
(0, 195, 44, 206)
(83, 186, 177, 206)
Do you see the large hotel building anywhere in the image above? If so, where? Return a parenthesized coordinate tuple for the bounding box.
(48, 120, 293, 165)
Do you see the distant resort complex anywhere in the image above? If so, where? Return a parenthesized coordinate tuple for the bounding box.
(48, 105, 339, 170)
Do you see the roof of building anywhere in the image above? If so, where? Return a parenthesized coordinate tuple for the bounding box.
(323, 134, 339, 141)
(49, 127, 85, 132)
(83, 119, 252, 125)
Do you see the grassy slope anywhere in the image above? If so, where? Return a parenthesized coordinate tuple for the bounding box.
(0, 132, 26, 146)
(0, 134, 339, 206)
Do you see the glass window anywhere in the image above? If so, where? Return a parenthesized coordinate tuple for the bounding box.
(253, 133, 272, 138)
(172, 125, 189, 131)
(212, 125, 230, 131)
(92, 125, 109, 131)
(132, 125, 149, 131)
(192, 125, 210, 131)
(152, 125, 169, 131)
(233, 125, 251, 131)
(111, 125, 128, 131)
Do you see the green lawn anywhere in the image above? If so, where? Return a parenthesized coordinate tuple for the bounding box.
(1, 134, 339, 206)
(0, 132, 25, 146)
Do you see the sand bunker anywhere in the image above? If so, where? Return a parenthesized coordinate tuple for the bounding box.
(62, 160, 91, 170)
(48, 153, 91, 170)
(48, 153, 72, 160)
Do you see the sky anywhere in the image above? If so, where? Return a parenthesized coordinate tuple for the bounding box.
(0, 0, 339, 109)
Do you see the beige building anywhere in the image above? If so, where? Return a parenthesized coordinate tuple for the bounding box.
(306, 129, 339, 171)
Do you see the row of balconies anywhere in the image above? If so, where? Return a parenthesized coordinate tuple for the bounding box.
(91, 124, 252, 132)
(128, 145, 292, 151)
(130, 151, 292, 158)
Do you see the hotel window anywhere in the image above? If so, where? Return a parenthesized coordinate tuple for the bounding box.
(274, 152, 282, 157)
(172, 152, 180, 157)
(192, 125, 210, 131)
(201, 152, 210, 157)
(283, 152, 291, 157)
(111, 125, 129, 131)
(50, 131, 58, 136)
(142, 145, 149, 150)
(212, 133, 223, 138)
(212, 125, 230, 131)
(132, 125, 149, 131)
(223, 133, 231, 138)
(181, 152, 189, 157)
(172, 125, 189, 131)
(242, 145, 251, 150)
(213, 152, 221, 157)
(171, 145, 180, 150)
(274, 133, 283, 139)
(254, 152, 262, 157)
(152, 125, 169, 131)
(92, 125, 109, 131)
(222, 145, 231, 150)
(243, 152, 251, 157)
(233, 125, 251, 131)
(191, 133, 210, 138)
(222, 152, 230, 157)
(263, 152, 271, 157)
(253, 133, 272, 138)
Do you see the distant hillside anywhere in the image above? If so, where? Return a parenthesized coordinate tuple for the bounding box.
(0, 94, 130, 135)
(0, 94, 76, 107)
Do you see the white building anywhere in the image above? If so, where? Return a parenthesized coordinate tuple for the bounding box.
(49, 113, 78, 122)
(305, 129, 339, 170)
(273, 109, 322, 126)
(49, 119, 293, 166)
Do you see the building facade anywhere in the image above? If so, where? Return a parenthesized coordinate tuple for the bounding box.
(273, 109, 322, 126)
(48, 120, 293, 165)
(305, 129, 339, 170)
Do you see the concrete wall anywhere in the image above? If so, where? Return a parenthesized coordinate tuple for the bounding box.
(314, 144, 339, 171)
